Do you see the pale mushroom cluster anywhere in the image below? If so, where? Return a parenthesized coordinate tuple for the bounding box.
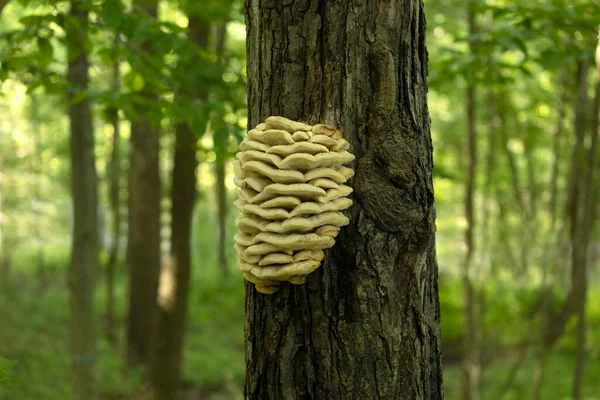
(233, 116, 355, 294)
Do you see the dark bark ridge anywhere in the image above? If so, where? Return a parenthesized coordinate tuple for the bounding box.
(244, 1, 442, 399)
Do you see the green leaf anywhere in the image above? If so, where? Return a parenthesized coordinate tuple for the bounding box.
(102, 0, 124, 28)
(37, 37, 54, 67)
(0, 357, 16, 382)
(123, 70, 145, 92)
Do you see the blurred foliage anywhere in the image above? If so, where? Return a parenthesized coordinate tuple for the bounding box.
(0, 358, 16, 383)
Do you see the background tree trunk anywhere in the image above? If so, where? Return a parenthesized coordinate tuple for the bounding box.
(215, 159, 228, 276)
(29, 98, 46, 288)
(214, 23, 229, 277)
(462, 3, 481, 400)
(105, 38, 121, 343)
(244, 1, 442, 399)
(126, 0, 162, 367)
(66, 1, 97, 398)
(147, 15, 207, 400)
(0, 108, 8, 276)
(572, 42, 600, 400)
(542, 62, 591, 347)
(532, 75, 567, 400)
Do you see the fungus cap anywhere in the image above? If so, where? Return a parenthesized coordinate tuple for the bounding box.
(233, 117, 354, 293)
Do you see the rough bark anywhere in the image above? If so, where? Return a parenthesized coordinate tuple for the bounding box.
(126, 0, 162, 367)
(106, 38, 121, 343)
(146, 16, 207, 400)
(244, 1, 442, 399)
(66, 1, 97, 398)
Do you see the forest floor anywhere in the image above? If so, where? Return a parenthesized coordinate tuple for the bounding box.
(0, 202, 599, 399)
(1, 254, 599, 400)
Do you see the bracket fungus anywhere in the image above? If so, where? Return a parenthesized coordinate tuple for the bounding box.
(233, 116, 355, 294)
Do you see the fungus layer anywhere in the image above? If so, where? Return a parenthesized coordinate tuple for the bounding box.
(233, 116, 354, 293)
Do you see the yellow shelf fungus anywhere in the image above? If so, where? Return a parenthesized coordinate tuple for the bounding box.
(233, 116, 355, 293)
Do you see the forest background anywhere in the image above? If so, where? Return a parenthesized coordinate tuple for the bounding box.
(0, 0, 599, 399)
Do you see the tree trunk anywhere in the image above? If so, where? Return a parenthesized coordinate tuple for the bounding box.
(532, 75, 567, 400)
(572, 43, 600, 400)
(29, 94, 47, 288)
(215, 160, 228, 276)
(66, 1, 97, 398)
(34, 139, 46, 288)
(0, 210, 10, 276)
(126, 0, 162, 367)
(0, 132, 8, 276)
(147, 120, 198, 400)
(543, 62, 590, 348)
(106, 38, 121, 343)
(0, 248, 10, 275)
(244, 2, 442, 399)
(462, 3, 480, 400)
(146, 16, 207, 400)
(215, 23, 229, 277)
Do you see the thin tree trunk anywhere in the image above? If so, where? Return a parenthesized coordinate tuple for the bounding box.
(66, 1, 97, 398)
(532, 74, 567, 400)
(573, 284, 587, 400)
(244, 2, 442, 399)
(0, 155, 7, 276)
(544, 62, 590, 348)
(572, 44, 600, 400)
(462, 3, 480, 399)
(34, 138, 46, 288)
(215, 160, 228, 276)
(493, 94, 524, 272)
(214, 23, 229, 277)
(497, 90, 536, 276)
(481, 90, 496, 272)
(533, 348, 547, 400)
(146, 16, 207, 400)
(126, 0, 161, 367)
(106, 36, 121, 343)
(538, 58, 598, 400)
(0, 0, 12, 276)
(0, 247, 9, 275)
(29, 94, 46, 288)
(478, 88, 496, 387)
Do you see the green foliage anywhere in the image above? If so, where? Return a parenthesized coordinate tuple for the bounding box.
(0, 199, 245, 399)
(181, 0, 235, 23)
(0, 0, 247, 145)
(428, 0, 600, 89)
(444, 350, 600, 400)
(0, 358, 15, 383)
